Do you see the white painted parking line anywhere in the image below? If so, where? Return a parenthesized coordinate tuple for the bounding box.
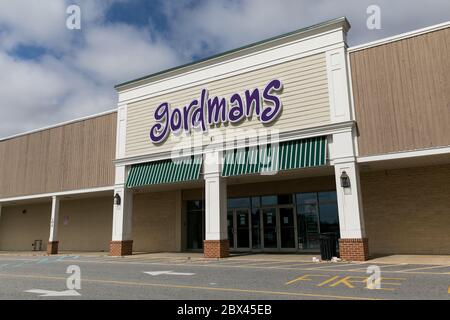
(348, 263, 406, 271)
(303, 263, 357, 270)
(270, 262, 317, 268)
(143, 271, 195, 276)
(400, 265, 450, 273)
(235, 260, 292, 267)
(25, 289, 81, 297)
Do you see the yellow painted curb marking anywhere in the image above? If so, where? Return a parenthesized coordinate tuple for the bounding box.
(317, 276, 340, 287)
(285, 274, 330, 285)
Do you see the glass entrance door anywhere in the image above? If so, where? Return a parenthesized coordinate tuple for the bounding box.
(225, 192, 339, 253)
(227, 209, 251, 251)
(261, 206, 297, 251)
(296, 193, 321, 250)
(186, 201, 204, 250)
(279, 207, 296, 249)
(262, 208, 277, 249)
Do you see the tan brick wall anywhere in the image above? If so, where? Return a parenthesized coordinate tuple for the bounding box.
(361, 164, 450, 255)
(0, 196, 113, 252)
(132, 191, 181, 252)
(0, 202, 51, 251)
(58, 196, 113, 252)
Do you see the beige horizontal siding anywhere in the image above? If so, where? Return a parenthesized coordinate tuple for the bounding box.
(126, 53, 331, 157)
(0, 113, 117, 198)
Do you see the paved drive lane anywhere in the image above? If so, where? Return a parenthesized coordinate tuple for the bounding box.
(0, 254, 449, 300)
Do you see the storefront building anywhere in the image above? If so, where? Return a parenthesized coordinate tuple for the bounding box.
(0, 18, 449, 261)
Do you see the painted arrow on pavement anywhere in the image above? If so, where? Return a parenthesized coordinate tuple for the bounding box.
(143, 271, 195, 276)
(25, 289, 81, 297)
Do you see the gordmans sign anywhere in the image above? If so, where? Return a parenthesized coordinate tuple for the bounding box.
(149, 79, 283, 143)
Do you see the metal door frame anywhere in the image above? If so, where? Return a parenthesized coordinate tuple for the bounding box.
(229, 208, 252, 252)
(277, 205, 298, 252)
(260, 205, 298, 252)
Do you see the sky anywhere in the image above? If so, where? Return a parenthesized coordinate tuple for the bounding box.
(0, 0, 449, 138)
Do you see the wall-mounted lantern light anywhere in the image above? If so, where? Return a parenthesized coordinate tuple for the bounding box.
(340, 171, 351, 188)
(114, 193, 121, 206)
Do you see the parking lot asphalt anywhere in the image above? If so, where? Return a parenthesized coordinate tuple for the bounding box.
(0, 254, 449, 300)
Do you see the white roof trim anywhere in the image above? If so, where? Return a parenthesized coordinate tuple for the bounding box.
(0, 186, 115, 204)
(348, 20, 450, 53)
(357, 145, 450, 163)
(0, 108, 118, 142)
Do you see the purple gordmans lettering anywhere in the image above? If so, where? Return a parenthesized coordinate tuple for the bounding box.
(149, 79, 283, 143)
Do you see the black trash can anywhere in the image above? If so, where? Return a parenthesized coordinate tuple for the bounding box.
(319, 232, 338, 261)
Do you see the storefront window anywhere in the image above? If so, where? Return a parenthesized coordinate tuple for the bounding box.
(295, 191, 340, 251)
(318, 191, 340, 236)
(227, 210, 234, 248)
(296, 193, 320, 250)
(277, 194, 293, 205)
(318, 191, 337, 203)
(251, 196, 261, 208)
(228, 197, 251, 209)
(318, 203, 340, 234)
(261, 195, 277, 206)
(186, 200, 204, 250)
(251, 209, 261, 249)
(188, 192, 339, 253)
(187, 200, 203, 211)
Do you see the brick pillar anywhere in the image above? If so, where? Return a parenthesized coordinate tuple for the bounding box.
(204, 240, 229, 258)
(47, 241, 59, 255)
(339, 238, 369, 261)
(110, 240, 133, 256)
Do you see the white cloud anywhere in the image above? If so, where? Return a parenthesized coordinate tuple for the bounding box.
(0, 0, 449, 137)
(163, 0, 450, 55)
(0, 0, 181, 137)
(0, 0, 68, 51)
(74, 24, 179, 83)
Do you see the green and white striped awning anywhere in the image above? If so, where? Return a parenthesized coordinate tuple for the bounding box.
(222, 136, 327, 177)
(126, 156, 202, 188)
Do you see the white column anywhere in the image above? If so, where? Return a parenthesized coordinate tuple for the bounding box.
(329, 123, 368, 260)
(328, 126, 366, 239)
(204, 151, 227, 241)
(49, 196, 60, 242)
(112, 165, 133, 242)
(334, 161, 366, 238)
(326, 46, 353, 123)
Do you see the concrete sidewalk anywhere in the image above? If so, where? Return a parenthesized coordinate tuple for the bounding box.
(129, 252, 450, 265)
(1, 251, 449, 265)
(367, 255, 450, 265)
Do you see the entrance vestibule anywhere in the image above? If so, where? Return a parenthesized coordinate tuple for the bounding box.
(185, 191, 340, 253)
